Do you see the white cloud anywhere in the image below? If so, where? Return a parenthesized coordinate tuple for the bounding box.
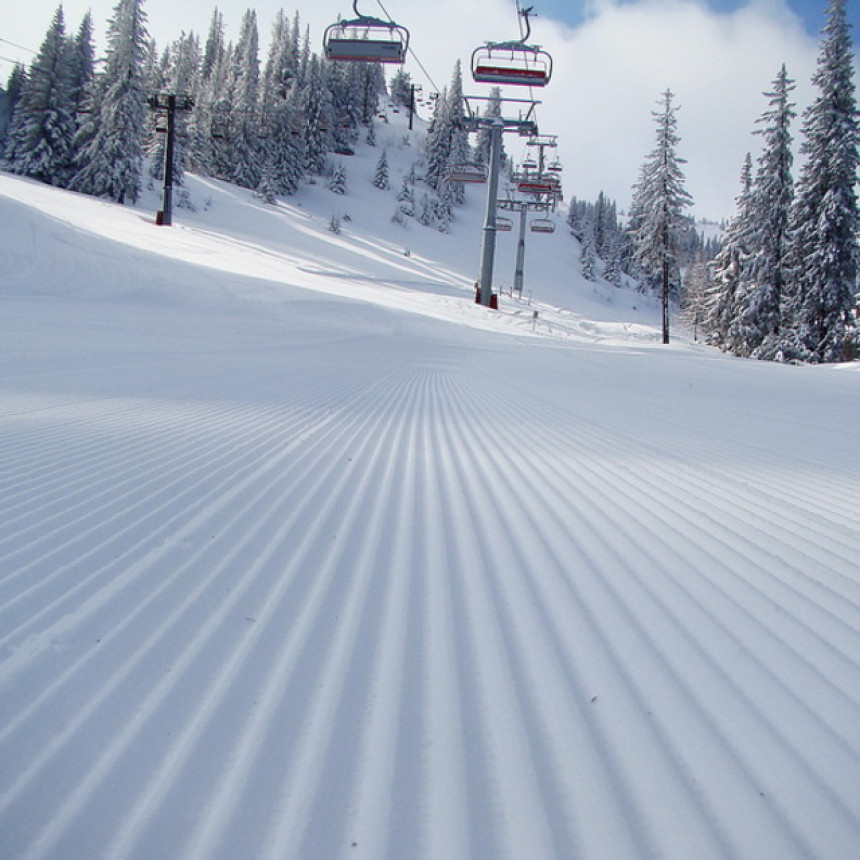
(537, 0, 819, 218)
(7, 0, 822, 219)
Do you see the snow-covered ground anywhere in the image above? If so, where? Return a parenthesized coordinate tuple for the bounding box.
(1, 111, 859, 860)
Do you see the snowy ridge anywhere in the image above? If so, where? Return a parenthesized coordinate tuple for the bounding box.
(2, 114, 860, 859)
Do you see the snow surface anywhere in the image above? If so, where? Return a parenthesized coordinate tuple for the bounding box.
(2, 110, 860, 860)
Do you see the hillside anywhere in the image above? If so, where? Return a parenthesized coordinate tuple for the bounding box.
(1, 107, 860, 860)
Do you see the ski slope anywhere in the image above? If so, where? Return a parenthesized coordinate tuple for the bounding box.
(1, 119, 860, 860)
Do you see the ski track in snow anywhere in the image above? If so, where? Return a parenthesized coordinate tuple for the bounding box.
(2, 338, 860, 859)
(2, 172, 860, 859)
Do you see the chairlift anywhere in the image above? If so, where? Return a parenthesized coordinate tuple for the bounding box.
(547, 159, 563, 173)
(530, 217, 555, 233)
(448, 162, 488, 183)
(521, 158, 538, 171)
(323, 1, 409, 64)
(471, 7, 552, 87)
(516, 174, 560, 195)
(495, 216, 514, 232)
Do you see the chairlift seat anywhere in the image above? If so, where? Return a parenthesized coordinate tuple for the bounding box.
(449, 163, 488, 183)
(323, 15, 409, 64)
(471, 42, 552, 87)
(530, 218, 555, 233)
(495, 216, 514, 232)
(517, 178, 559, 195)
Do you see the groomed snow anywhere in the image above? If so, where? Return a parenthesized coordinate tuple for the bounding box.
(1, 113, 859, 859)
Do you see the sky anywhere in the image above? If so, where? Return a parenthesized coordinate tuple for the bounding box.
(0, 0, 855, 220)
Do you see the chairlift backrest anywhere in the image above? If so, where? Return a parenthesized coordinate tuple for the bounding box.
(323, 1, 409, 64)
(495, 216, 514, 232)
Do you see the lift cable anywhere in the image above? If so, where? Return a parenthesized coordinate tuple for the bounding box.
(373, 0, 441, 94)
(0, 36, 36, 55)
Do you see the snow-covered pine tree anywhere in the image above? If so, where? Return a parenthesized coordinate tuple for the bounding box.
(68, 13, 95, 129)
(396, 175, 415, 217)
(186, 8, 225, 176)
(389, 68, 412, 109)
(602, 231, 625, 287)
(435, 179, 453, 232)
(0, 65, 27, 150)
(263, 9, 298, 103)
(301, 55, 334, 176)
(329, 161, 347, 194)
(580, 215, 597, 281)
(783, 0, 859, 362)
(474, 87, 503, 167)
(681, 250, 711, 342)
(3, 7, 77, 187)
(228, 9, 262, 190)
(707, 154, 755, 348)
(255, 159, 278, 203)
(627, 89, 693, 342)
(328, 63, 361, 156)
(417, 192, 434, 226)
(728, 65, 796, 359)
(424, 84, 451, 191)
(373, 149, 390, 190)
(257, 14, 304, 198)
(71, 0, 149, 204)
(356, 63, 385, 126)
(445, 61, 468, 205)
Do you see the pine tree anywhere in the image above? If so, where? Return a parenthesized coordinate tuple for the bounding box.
(602, 231, 624, 287)
(3, 7, 77, 187)
(228, 9, 261, 189)
(730, 65, 796, 359)
(68, 13, 95, 127)
(0, 65, 27, 150)
(445, 61, 468, 205)
(396, 176, 415, 217)
(373, 149, 390, 190)
(627, 89, 693, 343)
(708, 154, 755, 348)
(329, 161, 347, 194)
(681, 251, 710, 342)
(71, 0, 149, 204)
(784, 0, 859, 362)
(474, 87, 503, 167)
(301, 55, 333, 176)
(580, 215, 597, 281)
(255, 160, 278, 203)
(389, 68, 412, 108)
(262, 9, 298, 103)
(424, 84, 450, 191)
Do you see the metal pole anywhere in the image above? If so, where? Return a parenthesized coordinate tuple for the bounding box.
(478, 119, 503, 307)
(514, 204, 526, 296)
(161, 94, 176, 226)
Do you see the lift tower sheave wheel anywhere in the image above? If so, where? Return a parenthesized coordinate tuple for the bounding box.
(323, 0, 409, 64)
